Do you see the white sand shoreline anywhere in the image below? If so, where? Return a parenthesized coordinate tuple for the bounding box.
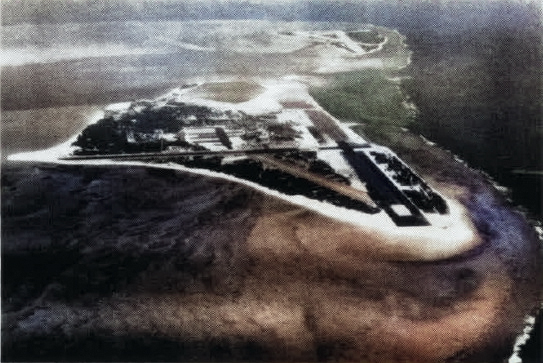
(7, 77, 483, 262)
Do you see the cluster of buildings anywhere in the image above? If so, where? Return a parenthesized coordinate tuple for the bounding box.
(75, 87, 448, 227)
(112, 98, 325, 153)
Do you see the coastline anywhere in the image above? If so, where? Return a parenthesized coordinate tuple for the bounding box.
(3, 157, 539, 362)
(7, 76, 484, 262)
(2, 19, 541, 362)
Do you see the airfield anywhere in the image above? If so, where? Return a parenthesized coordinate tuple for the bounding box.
(3, 21, 541, 362)
(11, 75, 483, 261)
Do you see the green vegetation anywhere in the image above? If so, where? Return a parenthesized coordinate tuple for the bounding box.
(309, 69, 415, 136)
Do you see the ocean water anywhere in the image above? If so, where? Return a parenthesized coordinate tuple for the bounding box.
(0, 19, 374, 154)
(1, 16, 541, 362)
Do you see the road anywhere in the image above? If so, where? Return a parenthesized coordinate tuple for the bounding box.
(251, 154, 378, 210)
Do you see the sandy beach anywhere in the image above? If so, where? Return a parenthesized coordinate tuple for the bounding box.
(2, 18, 541, 362)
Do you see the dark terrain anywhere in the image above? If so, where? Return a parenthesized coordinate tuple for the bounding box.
(1, 158, 541, 362)
(2, 0, 541, 361)
(400, 20, 542, 219)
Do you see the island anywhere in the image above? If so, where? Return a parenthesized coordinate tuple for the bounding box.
(68, 78, 448, 227)
(3, 19, 540, 363)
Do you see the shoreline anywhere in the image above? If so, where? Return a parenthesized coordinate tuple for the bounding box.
(3, 19, 540, 361)
(6, 157, 481, 262)
(7, 77, 483, 262)
(3, 157, 539, 363)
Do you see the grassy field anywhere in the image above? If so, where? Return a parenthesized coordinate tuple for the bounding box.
(309, 69, 415, 137)
(311, 26, 542, 218)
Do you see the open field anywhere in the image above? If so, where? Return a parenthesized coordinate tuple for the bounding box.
(310, 69, 415, 135)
